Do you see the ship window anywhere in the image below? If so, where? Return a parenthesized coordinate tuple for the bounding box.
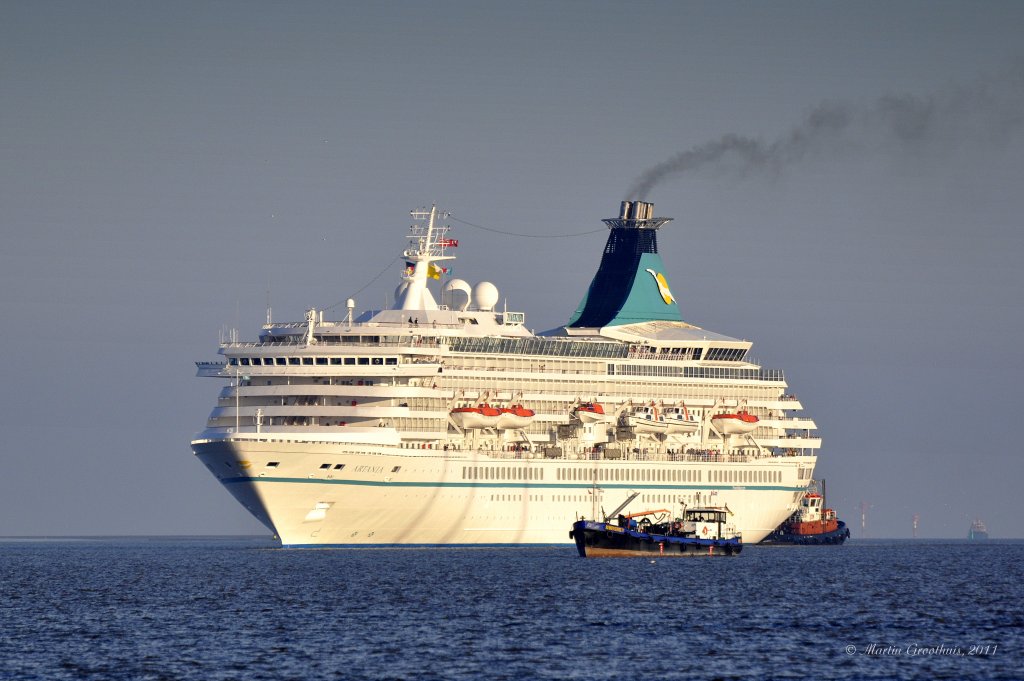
(316, 357, 328, 365)
(385, 358, 398, 365)
(274, 358, 285, 365)
(302, 358, 313, 365)
(266, 462, 279, 468)
(250, 358, 262, 365)
(319, 464, 331, 469)
(240, 358, 250, 366)
(372, 357, 383, 365)
(289, 358, 301, 365)
(344, 357, 355, 365)
(334, 464, 345, 470)
(229, 358, 238, 366)
(358, 358, 370, 365)
(330, 358, 342, 365)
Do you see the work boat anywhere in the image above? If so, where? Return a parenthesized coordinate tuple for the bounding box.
(192, 201, 822, 547)
(571, 506, 742, 558)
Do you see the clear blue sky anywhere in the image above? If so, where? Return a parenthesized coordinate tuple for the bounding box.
(2, 1, 1021, 537)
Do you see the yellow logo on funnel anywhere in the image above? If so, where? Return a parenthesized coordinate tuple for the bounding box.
(645, 268, 675, 305)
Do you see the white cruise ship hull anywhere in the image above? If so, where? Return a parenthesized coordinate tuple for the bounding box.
(194, 437, 815, 546)
(192, 201, 825, 547)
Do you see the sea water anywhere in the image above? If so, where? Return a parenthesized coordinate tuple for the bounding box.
(0, 538, 1020, 680)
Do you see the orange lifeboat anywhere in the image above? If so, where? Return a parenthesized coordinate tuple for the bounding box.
(495, 404, 535, 430)
(573, 402, 607, 423)
(450, 404, 501, 429)
(711, 410, 759, 435)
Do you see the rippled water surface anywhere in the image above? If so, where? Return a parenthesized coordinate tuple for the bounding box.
(1, 538, 1020, 680)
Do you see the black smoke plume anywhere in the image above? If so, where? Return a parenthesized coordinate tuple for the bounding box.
(627, 63, 1024, 200)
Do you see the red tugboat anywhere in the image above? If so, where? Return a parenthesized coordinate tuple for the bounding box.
(762, 482, 850, 545)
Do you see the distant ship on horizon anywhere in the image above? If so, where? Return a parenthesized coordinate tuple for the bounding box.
(968, 519, 989, 541)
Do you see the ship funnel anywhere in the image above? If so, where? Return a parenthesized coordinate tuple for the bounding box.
(618, 201, 656, 220)
(607, 201, 669, 230)
(566, 202, 681, 328)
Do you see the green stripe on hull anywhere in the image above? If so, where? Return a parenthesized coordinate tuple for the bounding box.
(222, 476, 801, 492)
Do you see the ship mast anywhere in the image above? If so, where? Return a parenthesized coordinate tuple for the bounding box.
(395, 205, 455, 311)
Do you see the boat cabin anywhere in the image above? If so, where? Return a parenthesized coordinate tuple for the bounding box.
(681, 507, 733, 540)
(685, 508, 727, 524)
(795, 493, 823, 523)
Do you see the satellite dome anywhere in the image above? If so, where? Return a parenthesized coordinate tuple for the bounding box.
(443, 279, 472, 312)
(472, 281, 499, 311)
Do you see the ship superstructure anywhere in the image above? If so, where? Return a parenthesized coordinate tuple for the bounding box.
(192, 201, 821, 546)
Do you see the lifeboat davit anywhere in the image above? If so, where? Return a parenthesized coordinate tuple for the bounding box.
(711, 410, 759, 435)
(662, 406, 699, 434)
(495, 405, 535, 430)
(573, 402, 607, 423)
(626, 405, 668, 434)
(450, 404, 501, 429)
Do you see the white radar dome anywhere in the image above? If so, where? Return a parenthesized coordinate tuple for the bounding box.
(472, 281, 500, 311)
(443, 279, 472, 312)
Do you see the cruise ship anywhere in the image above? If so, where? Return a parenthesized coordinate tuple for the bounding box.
(192, 201, 821, 546)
